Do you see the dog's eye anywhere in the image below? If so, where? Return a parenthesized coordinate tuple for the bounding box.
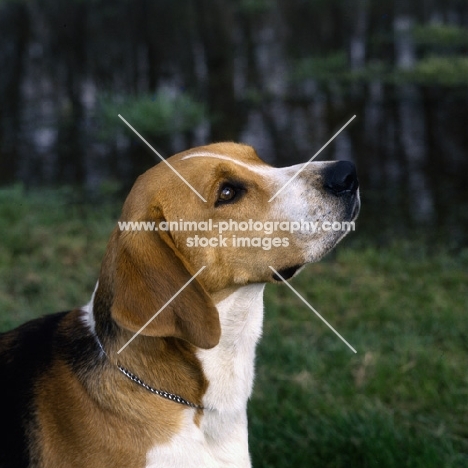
(216, 183, 245, 206)
(219, 186, 236, 202)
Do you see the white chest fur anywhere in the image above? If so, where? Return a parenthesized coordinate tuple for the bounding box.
(198, 283, 266, 412)
(146, 283, 265, 468)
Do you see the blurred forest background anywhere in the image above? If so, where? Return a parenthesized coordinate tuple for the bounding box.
(1, 1, 468, 466)
(0, 0, 467, 244)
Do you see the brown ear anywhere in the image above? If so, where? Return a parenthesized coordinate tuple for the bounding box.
(110, 229, 221, 349)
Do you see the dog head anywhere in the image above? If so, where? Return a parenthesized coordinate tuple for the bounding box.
(96, 142, 359, 349)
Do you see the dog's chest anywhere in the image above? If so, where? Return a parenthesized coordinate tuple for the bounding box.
(145, 284, 265, 467)
(198, 283, 265, 413)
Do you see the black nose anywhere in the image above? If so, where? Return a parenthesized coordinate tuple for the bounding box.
(323, 161, 359, 196)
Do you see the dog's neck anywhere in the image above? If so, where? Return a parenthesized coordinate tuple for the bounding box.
(83, 281, 266, 414)
(197, 283, 266, 413)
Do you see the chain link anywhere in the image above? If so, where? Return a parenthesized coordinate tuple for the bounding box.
(117, 364, 204, 410)
(95, 336, 203, 410)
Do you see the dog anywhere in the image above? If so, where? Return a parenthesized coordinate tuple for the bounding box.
(0, 142, 359, 467)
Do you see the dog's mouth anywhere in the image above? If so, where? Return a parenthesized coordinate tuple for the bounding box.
(350, 195, 361, 220)
(272, 264, 303, 281)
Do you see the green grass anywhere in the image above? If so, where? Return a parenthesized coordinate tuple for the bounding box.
(0, 185, 120, 329)
(1, 187, 467, 467)
(252, 246, 468, 467)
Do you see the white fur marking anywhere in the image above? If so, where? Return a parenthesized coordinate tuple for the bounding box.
(182, 152, 273, 175)
(80, 280, 98, 333)
(198, 284, 265, 467)
(145, 410, 218, 468)
(198, 284, 265, 412)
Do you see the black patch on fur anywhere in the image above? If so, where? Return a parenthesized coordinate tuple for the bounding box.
(273, 265, 302, 281)
(0, 312, 67, 467)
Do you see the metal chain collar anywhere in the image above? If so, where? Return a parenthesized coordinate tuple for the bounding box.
(95, 337, 203, 410)
(117, 364, 204, 410)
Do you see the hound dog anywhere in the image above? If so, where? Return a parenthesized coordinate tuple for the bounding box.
(0, 142, 359, 468)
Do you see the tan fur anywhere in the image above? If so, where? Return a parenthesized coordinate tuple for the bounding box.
(108, 225, 220, 349)
(33, 311, 205, 466)
(109, 143, 306, 295)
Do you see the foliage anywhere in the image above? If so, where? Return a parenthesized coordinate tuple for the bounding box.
(413, 24, 468, 48)
(293, 54, 468, 87)
(97, 92, 207, 141)
(238, 0, 273, 15)
(399, 56, 468, 86)
(0, 189, 467, 466)
(293, 52, 349, 82)
(292, 21, 468, 89)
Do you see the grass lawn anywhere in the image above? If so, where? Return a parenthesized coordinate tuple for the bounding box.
(1, 186, 467, 467)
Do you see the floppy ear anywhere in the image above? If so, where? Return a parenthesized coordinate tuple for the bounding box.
(110, 228, 221, 349)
